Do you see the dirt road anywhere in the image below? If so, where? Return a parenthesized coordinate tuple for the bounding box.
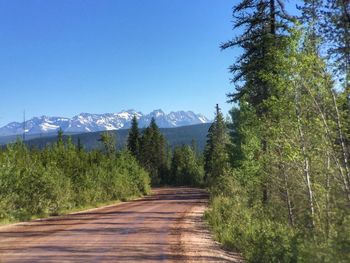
(0, 188, 242, 262)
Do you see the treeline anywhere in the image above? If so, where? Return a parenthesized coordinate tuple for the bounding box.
(205, 0, 350, 262)
(126, 116, 204, 186)
(0, 132, 150, 222)
(20, 123, 211, 153)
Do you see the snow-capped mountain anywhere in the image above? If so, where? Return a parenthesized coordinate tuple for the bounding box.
(0, 110, 210, 137)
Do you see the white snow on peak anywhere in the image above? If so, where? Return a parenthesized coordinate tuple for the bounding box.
(40, 123, 59, 132)
(116, 112, 133, 119)
(104, 124, 118, 130)
(0, 109, 210, 136)
(198, 116, 208, 123)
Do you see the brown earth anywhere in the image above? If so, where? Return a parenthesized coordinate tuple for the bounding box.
(0, 187, 243, 262)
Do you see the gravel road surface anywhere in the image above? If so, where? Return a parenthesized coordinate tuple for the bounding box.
(0, 188, 242, 262)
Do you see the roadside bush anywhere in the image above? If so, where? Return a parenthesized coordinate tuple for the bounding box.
(206, 195, 299, 263)
(0, 140, 150, 223)
(207, 181, 350, 263)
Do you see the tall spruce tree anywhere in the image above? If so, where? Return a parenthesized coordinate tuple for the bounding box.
(77, 137, 83, 152)
(221, 0, 293, 112)
(222, 0, 294, 203)
(57, 128, 64, 146)
(139, 118, 168, 185)
(204, 104, 230, 184)
(127, 115, 140, 159)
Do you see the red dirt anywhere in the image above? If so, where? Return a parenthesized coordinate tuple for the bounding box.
(0, 188, 243, 262)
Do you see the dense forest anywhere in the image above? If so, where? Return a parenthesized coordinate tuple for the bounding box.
(126, 116, 204, 186)
(204, 0, 350, 262)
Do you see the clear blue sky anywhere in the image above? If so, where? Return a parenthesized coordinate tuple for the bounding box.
(0, 0, 240, 126)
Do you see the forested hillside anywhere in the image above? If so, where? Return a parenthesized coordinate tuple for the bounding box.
(203, 0, 350, 262)
(19, 123, 210, 152)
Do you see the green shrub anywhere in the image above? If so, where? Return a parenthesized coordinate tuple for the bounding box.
(0, 140, 150, 223)
(206, 196, 299, 263)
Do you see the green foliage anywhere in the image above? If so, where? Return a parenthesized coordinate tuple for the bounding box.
(207, 11, 350, 262)
(204, 104, 230, 184)
(128, 117, 205, 187)
(98, 131, 117, 156)
(139, 118, 169, 185)
(0, 132, 150, 223)
(168, 145, 204, 186)
(206, 196, 299, 263)
(127, 115, 140, 159)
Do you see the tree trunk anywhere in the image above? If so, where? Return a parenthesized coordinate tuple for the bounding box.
(325, 151, 331, 238)
(270, 0, 276, 35)
(282, 164, 294, 227)
(301, 80, 350, 203)
(295, 92, 315, 229)
(331, 90, 350, 187)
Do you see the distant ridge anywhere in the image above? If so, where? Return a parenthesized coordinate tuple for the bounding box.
(22, 123, 212, 152)
(0, 109, 210, 137)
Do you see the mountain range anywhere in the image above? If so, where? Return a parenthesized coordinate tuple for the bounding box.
(0, 109, 210, 137)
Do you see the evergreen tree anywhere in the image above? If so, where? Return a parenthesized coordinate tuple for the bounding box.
(98, 132, 116, 157)
(204, 104, 230, 184)
(57, 128, 64, 146)
(221, 0, 293, 112)
(127, 115, 140, 159)
(221, 0, 295, 203)
(77, 137, 83, 152)
(139, 118, 168, 185)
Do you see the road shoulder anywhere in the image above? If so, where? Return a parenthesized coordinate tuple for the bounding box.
(178, 202, 244, 262)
